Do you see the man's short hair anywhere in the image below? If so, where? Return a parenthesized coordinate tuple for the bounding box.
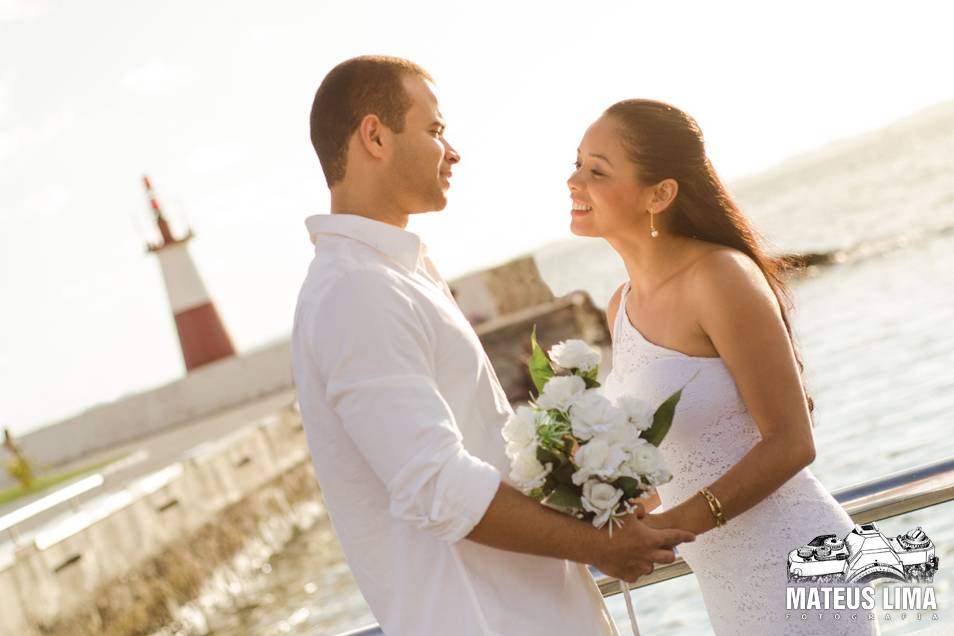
(310, 55, 433, 187)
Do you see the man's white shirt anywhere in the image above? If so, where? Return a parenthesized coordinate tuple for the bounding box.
(292, 213, 617, 636)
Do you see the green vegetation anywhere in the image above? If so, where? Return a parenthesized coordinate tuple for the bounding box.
(0, 453, 128, 508)
(5, 456, 35, 490)
(3, 428, 35, 489)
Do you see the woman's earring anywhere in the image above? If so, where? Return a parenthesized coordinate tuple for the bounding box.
(649, 209, 659, 238)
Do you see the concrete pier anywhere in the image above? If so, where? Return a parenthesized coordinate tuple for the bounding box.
(0, 406, 310, 635)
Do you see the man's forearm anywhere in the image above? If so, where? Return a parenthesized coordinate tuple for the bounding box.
(465, 482, 600, 564)
(467, 482, 694, 584)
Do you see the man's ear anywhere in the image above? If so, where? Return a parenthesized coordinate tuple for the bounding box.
(356, 113, 388, 159)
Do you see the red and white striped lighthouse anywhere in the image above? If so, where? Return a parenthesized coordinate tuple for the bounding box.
(143, 175, 236, 372)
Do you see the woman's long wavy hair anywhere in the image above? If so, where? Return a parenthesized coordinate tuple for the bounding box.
(605, 99, 813, 412)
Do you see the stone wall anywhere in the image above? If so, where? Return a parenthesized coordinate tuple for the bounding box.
(477, 291, 610, 403)
(449, 256, 555, 324)
(0, 406, 310, 635)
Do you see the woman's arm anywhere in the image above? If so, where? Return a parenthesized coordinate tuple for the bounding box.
(648, 249, 815, 535)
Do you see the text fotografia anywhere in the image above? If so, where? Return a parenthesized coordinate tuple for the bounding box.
(786, 586, 938, 612)
(785, 612, 939, 624)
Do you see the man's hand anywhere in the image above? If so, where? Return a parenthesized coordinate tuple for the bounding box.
(589, 513, 694, 583)
(467, 483, 691, 582)
(629, 499, 647, 519)
(642, 511, 673, 530)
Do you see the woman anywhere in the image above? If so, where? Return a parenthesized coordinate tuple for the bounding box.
(567, 100, 879, 635)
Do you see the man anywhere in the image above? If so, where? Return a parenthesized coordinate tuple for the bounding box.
(292, 55, 694, 636)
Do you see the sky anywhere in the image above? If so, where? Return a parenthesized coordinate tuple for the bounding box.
(2, 0, 954, 435)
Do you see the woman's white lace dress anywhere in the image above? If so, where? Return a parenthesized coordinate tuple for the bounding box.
(603, 284, 880, 635)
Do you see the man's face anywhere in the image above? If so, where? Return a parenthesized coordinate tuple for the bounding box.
(388, 75, 460, 214)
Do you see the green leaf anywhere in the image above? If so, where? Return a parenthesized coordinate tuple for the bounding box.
(536, 445, 565, 468)
(578, 367, 601, 389)
(615, 476, 643, 500)
(536, 418, 570, 451)
(561, 436, 574, 457)
(642, 387, 684, 447)
(549, 460, 577, 487)
(543, 484, 583, 511)
(529, 326, 555, 396)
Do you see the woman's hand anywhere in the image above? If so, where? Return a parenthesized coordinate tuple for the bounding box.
(644, 495, 716, 535)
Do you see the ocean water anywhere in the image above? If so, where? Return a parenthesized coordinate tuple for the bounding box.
(191, 102, 954, 635)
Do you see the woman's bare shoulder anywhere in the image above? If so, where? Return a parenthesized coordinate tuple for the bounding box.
(689, 246, 772, 296)
(686, 245, 782, 327)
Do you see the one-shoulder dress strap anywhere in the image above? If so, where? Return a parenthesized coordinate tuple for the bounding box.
(611, 282, 631, 368)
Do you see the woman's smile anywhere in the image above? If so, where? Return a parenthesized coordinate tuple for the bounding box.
(571, 199, 593, 217)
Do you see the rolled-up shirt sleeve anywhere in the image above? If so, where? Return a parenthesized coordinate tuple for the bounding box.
(308, 269, 501, 542)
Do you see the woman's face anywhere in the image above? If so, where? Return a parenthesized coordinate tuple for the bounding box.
(566, 115, 654, 239)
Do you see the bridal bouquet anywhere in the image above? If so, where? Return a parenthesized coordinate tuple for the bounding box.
(502, 329, 686, 535)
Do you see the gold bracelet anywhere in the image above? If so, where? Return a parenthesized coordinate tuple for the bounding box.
(699, 486, 727, 528)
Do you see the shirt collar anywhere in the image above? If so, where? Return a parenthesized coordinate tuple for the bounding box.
(305, 213, 425, 272)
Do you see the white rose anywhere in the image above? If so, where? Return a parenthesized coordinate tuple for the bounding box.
(629, 441, 662, 472)
(569, 390, 627, 441)
(571, 438, 628, 485)
(509, 445, 551, 490)
(581, 479, 624, 528)
(620, 441, 672, 485)
(600, 417, 642, 450)
(616, 395, 655, 431)
(536, 375, 586, 412)
(645, 463, 672, 486)
(548, 339, 601, 372)
(502, 406, 537, 450)
(505, 440, 527, 461)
